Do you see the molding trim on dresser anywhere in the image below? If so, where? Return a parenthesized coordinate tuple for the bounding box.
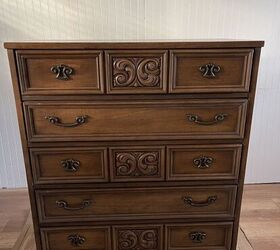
(5, 40, 264, 250)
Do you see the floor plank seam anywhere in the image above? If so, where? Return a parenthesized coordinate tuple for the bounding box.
(240, 226, 254, 249)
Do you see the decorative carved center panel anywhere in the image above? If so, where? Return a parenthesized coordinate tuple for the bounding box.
(118, 229, 159, 250)
(112, 57, 161, 87)
(115, 151, 160, 177)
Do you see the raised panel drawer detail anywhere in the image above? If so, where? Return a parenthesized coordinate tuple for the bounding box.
(113, 225, 163, 250)
(24, 99, 247, 142)
(166, 222, 233, 250)
(167, 144, 242, 181)
(16, 50, 104, 95)
(109, 146, 165, 182)
(105, 50, 168, 94)
(40, 226, 110, 250)
(36, 186, 237, 223)
(169, 49, 253, 93)
(30, 147, 108, 184)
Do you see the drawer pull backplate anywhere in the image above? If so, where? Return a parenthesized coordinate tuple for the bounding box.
(67, 234, 86, 247)
(61, 159, 80, 172)
(51, 64, 73, 80)
(56, 199, 92, 211)
(183, 195, 217, 207)
(193, 156, 213, 169)
(199, 63, 221, 78)
(187, 113, 227, 126)
(189, 231, 207, 243)
(45, 115, 88, 127)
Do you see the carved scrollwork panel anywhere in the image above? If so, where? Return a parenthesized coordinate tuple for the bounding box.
(114, 151, 160, 177)
(117, 228, 159, 250)
(112, 57, 161, 88)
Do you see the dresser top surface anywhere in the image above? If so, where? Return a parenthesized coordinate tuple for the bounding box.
(4, 39, 264, 49)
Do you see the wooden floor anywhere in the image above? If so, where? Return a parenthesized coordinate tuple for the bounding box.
(0, 184, 279, 250)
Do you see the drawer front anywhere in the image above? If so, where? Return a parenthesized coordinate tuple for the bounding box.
(169, 49, 253, 93)
(24, 100, 247, 142)
(109, 146, 165, 182)
(105, 50, 168, 94)
(16, 50, 104, 95)
(30, 147, 108, 184)
(113, 225, 163, 250)
(41, 226, 110, 250)
(36, 186, 237, 223)
(167, 144, 242, 181)
(166, 222, 233, 250)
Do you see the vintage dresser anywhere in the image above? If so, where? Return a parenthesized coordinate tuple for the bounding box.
(5, 40, 264, 250)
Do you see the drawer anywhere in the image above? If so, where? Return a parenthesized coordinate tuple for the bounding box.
(16, 50, 104, 95)
(41, 226, 110, 250)
(166, 222, 233, 250)
(24, 99, 247, 142)
(167, 144, 242, 181)
(36, 186, 237, 223)
(105, 50, 168, 94)
(30, 147, 108, 184)
(109, 145, 165, 182)
(113, 224, 163, 250)
(169, 49, 253, 93)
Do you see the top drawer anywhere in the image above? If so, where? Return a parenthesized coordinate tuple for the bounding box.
(169, 49, 253, 93)
(15, 48, 254, 96)
(16, 50, 104, 95)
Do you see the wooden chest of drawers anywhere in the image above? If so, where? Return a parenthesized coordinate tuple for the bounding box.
(5, 40, 264, 250)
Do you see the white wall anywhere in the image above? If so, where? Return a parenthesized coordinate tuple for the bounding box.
(0, 0, 279, 188)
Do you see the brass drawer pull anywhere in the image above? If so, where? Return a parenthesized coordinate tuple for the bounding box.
(199, 63, 221, 78)
(189, 231, 207, 243)
(183, 195, 217, 207)
(51, 64, 74, 80)
(45, 115, 88, 127)
(56, 199, 92, 211)
(186, 113, 227, 126)
(193, 156, 213, 169)
(68, 234, 86, 247)
(61, 159, 80, 172)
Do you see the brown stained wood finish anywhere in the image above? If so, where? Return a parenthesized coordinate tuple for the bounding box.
(16, 50, 104, 95)
(36, 186, 237, 223)
(4, 40, 264, 250)
(24, 100, 247, 141)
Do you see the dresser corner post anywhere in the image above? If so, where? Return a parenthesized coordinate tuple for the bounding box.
(6, 49, 43, 250)
(230, 46, 263, 250)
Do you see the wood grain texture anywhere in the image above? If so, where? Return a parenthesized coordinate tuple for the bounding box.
(2, 0, 279, 190)
(4, 41, 264, 50)
(23, 99, 248, 142)
(105, 50, 168, 94)
(1, 184, 279, 250)
(166, 144, 242, 181)
(36, 186, 237, 224)
(5, 41, 263, 250)
(15, 50, 104, 95)
(169, 49, 253, 93)
(30, 147, 108, 184)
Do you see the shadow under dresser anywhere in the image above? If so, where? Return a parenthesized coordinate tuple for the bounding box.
(5, 40, 264, 250)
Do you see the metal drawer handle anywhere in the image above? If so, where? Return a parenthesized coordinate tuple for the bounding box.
(68, 234, 86, 247)
(186, 113, 227, 126)
(189, 231, 207, 243)
(199, 63, 221, 78)
(193, 156, 213, 169)
(56, 199, 92, 211)
(51, 64, 74, 80)
(183, 195, 217, 207)
(45, 115, 88, 127)
(61, 159, 80, 172)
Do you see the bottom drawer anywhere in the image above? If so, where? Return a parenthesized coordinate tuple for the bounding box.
(40, 222, 233, 250)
